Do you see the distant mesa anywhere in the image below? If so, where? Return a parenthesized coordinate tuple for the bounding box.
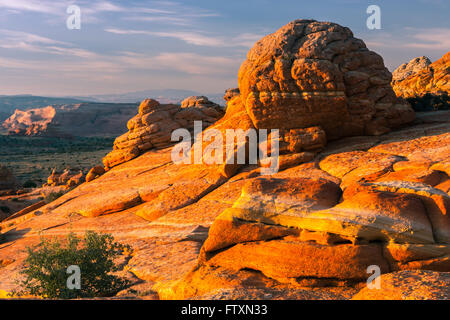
(2, 102, 139, 138)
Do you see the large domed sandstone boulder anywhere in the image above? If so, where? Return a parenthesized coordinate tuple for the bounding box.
(238, 19, 415, 138)
(392, 52, 450, 98)
(103, 97, 224, 170)
(191, 20, 415, 179)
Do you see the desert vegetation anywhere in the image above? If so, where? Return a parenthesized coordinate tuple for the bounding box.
(12, 231, 131, 299)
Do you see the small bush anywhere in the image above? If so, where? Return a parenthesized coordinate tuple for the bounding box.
(23, 180, 37, 188)
(13, 231, 131, 299)
(43, 191, 65, 204)
(0, 206, 11, 214)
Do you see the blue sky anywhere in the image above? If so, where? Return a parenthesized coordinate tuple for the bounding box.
(0, 0, 448, 96)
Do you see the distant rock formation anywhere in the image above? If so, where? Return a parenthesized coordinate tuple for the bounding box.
(103, 97, 224, 170)
(0, 166, 17, 191)
(392, 56, 432, 82)
(45, 168, 85, 189)
(180, 96, 222, 109)
(2, 103, 139, 138)
(392, 52, 450, 98)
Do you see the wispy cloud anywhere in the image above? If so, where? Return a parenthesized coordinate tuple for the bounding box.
(0, 0, 62, 14)
(105, 28, 263, 48)
(0, 0, 219, 26)
(0, 29, 98, 57)
(365, 27, 450, 51)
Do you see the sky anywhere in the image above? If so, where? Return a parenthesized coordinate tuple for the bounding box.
(0, 0, 448, 96)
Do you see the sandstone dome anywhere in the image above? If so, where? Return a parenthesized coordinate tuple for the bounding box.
(238, 19, 415, 138)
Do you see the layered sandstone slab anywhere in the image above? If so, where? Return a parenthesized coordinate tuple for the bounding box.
(178, 130, 450, 298)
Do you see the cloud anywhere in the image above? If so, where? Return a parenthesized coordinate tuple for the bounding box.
(105, 28, 263, 48)
(0, 0, 62, 14)
(0, 0, 219, 27)
(365, 27, 450, 51)
(117, 51, 237, 75)
(0, 29, 99, 57)
(403, 28, 450, 50)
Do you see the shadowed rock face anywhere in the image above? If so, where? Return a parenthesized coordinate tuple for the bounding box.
(392, 52, 450, 98)
(238, 19, 415, 138)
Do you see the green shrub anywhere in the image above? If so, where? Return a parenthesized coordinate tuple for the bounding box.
(23, 180, 37, 188)
(43, 191, 65, 204)
(13, 231, 131, 299)
(0, 206, 11, 214)
(407, 93, 449, 112)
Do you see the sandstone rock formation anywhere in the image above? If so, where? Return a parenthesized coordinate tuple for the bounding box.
(0, 166, 17, 191)
(0, 20, 448, 301)
(238, 19, 415, 139)
(0, 109, 448, 299)
(45, 168, 85, 189)
(85, 166, 106, 183)
(392, 52, 450, 98)
(102, 97, 224, 170)
(392, 56, 432, 82)
(192, 20, 415, 179)
(224, 88, 240, 103)
(2, 103, 139, 138)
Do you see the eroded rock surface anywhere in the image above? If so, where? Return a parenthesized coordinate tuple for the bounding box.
(238, 19, 415, 138)
(103, 98, 224, 170)
(392, 52, 450, 98)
